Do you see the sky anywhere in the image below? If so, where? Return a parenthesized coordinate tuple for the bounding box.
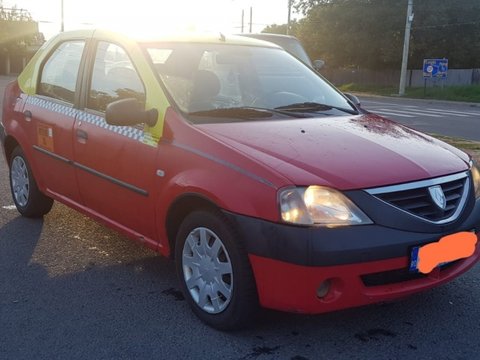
(2, 0, 300, 39)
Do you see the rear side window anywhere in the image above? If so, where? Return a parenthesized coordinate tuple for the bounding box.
(39, 41, 85, 104)
(88, 41, 145, 113)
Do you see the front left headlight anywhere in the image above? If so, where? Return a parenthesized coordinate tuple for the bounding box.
(471, 161, 480, 199)
(279, 185, 373, 226)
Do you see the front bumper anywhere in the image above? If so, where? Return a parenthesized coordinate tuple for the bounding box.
(249, 242, 479, 314)
(225, 198, 480, 313)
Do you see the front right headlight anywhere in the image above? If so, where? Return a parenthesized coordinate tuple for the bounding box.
(279, 185, 372, 226)
(471, 160, 480, 199)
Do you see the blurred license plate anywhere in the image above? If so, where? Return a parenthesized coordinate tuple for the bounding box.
(409, 231, 477, 274)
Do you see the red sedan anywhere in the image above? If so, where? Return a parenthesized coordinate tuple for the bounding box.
(1, 30, 479, 330)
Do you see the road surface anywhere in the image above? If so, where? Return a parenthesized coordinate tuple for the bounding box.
(359, 95, 480, 141)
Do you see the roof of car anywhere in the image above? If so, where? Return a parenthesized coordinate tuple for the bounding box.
(51, 29, 282, 48)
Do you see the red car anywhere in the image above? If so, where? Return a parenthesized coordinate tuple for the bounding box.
(1, 30, 479, 330)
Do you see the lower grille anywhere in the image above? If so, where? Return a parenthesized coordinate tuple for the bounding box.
(361, 261, 458, 287)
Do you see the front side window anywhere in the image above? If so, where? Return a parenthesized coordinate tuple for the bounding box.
(39, 40, 85, 103)
(88, 42, 145, 113)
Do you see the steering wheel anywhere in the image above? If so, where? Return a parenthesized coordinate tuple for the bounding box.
(251, 91, 308, 108)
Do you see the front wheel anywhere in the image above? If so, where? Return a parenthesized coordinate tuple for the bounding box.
(175, 210, 258, 330)
(9, 146, 53, 217)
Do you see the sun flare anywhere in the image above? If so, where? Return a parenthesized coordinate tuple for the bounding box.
(3, 0, 291, 40)
(66, 0, 239, 37)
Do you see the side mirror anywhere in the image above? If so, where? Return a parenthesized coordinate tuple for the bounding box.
(313, 59, 325, 71)
(106, 98, 158, 127)
(344, 93, 361, 108)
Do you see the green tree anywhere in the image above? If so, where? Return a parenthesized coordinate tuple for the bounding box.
(262, 23, 289, 35)
(262, 20, 299, 36)
(293, 0, 405, 69)
(409, 0, 480, 69)
(277, 0, 480, 69)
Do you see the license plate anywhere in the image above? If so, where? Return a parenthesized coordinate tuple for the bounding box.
(409, 231, 477, 274)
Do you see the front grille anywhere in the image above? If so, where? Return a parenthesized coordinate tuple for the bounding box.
(367, 172, 469, 223)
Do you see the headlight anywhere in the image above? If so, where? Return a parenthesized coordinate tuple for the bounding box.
(471, 161, 480, 199)
(279, 186, 372, 226)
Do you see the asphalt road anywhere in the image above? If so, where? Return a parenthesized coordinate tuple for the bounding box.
(359, 96, 480, 141)
(1, 76, 480, 359)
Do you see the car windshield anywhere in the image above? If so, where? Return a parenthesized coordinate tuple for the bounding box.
(144, 42, 356, 121)
(242, 35, 312, 66)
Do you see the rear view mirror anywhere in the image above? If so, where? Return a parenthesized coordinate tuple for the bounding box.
(313, 59, 325, 71)
(106, 98, 158, 127)
(344, 93, 361, 108)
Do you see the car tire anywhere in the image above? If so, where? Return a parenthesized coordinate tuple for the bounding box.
(9, 146, 53, 217)
(175, 209, 258, 330)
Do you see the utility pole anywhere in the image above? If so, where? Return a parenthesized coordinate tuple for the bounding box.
(60, 0, 64, 32)
(399, 0, 414, 96)
(241, 9, 244, 33)
(249, 6, 252, 33)
(287, 0, 292, 35)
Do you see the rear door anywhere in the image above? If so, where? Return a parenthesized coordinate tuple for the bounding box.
(73, 40, 158, 241)
(24, 40, 86, 202)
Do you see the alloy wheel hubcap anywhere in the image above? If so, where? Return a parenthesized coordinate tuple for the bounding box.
(182, 227, 233, 314)
(11, 156, 30, 207)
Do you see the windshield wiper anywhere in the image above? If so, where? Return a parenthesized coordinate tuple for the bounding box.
(275, 102, 358, 115)
(188, 107, 309, 119)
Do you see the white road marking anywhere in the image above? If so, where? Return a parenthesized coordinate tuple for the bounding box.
(371, 110, 415, 118)
(361, 100, 407, 106)
(399, 109, 470, 117)
(2, 205, 17, 210)
(362, 100, 480, 117)
(425, 108, 480, 116)
(375, 108, 443, 117)
(367, 106, 475, 118)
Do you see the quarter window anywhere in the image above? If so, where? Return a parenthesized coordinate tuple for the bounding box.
(39, 41, 85, 103)
(88, 42, 145, 113)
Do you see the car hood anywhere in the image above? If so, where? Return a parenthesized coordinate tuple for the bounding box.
(196, 114, 470, 190)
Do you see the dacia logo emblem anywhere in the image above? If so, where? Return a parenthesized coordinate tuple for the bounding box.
(428, 185, 446, 210)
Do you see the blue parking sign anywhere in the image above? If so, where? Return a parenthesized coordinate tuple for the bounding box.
(423, 59, 448, 78)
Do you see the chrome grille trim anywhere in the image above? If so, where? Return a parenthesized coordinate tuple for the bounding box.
(365, 171, 471, 224)
(366, 171, 468, 195)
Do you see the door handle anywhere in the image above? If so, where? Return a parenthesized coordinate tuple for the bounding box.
(76, 129, 88, 141)
(23, 110, 32, 122)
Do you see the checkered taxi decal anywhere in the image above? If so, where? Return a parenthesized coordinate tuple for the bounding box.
(26, 96, 150, 144)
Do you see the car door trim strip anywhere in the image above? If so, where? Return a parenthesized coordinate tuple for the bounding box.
(33, 145, 72, 164)
(32, 145, 149, 197)
(74, 163, 149, 197)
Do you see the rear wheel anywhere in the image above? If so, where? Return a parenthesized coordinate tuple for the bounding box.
(175, 210, 258, 330)
(9, 146, 53, 217)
